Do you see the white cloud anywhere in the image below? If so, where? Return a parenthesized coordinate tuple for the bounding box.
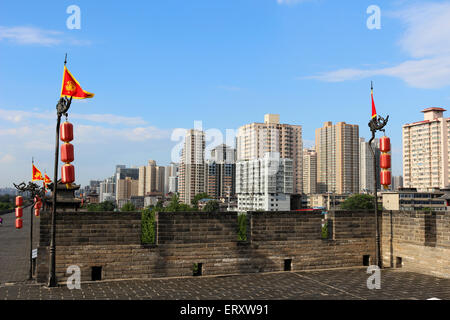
(0, 109, 148, 126)
(307, 2, 450, 89)
(277, 0, 311, 5)
(0, 26, 62, 46)
(0, 154, 15, 164)
(0, 25, 90, 46)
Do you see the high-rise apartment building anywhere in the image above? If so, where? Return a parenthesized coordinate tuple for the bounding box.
(315, 121, 359, 194)
(178, 129, 206, 204)
(359, 137, 380, 193)
(115, 166, 139, 202)
(391, 176, 403, 191)
(236, 114, 303, 194)
(138, 160, 166, 196)
(236, 153, 293, 211)
(403, 108, 450, 190)
(116, 176, 139, 201)
(164, 163, 179, 194)
(205, 144, 236, 199)
(99, 176, 115, 203)
(302, 149, 317, 194)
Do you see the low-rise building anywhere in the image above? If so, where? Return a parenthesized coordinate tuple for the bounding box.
(382, 188, 448, 211)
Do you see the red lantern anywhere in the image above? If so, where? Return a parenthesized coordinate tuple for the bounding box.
(15, 207, 23, 218)
(380, 153, 391, 169)
(61, 143, 74, 163)
(16, 218, 23, 229)
(380, 136, 391, 153)
(34, 208, 40, 217)
(61, 164, 75, 184)
(35, 201, 42, 209)
(60, 122, 74, 142)
(381, 170, 392, 186)
(15, 196, 23, 207)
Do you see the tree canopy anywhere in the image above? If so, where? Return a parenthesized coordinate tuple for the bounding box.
(340, 194, 375, 210)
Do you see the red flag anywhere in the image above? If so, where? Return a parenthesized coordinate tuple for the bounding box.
(371, 87, 377, 119)
(32, 164, 44, 181)
(44, 173, 52, 189)
(60, 65, 94, 99)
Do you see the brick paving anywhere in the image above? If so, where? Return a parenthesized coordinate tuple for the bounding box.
(1, 208, 449, 300)
(0, 206, 39, 285)
(0, 268, 449, 300)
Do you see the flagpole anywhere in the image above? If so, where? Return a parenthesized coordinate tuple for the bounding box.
(29, 158, 34, 280)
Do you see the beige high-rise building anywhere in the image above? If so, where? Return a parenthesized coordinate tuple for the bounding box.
(178, 129, 206, 204)
(236, 114, 303, 194)
(302, 149, 317, 194)
(403, 107, 450, 191)
(138, 160, 165, 196)
(315, 121, 359, 194)
(116, 177, 139, 201)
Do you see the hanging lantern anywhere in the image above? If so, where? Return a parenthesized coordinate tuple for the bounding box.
(61, 164, 75, 184)
(380, 136, 392, 189)
(35, 208, 40, 217)
(35, 200, 42, 210)
(380, 153, 391, 169)
(60, 120, 75, 187)
(15, 196, 23, 207)
(15, 207, 23, 218)
(15, 196, 23, 229)
(16, 218, 23, 229)
(380, 170, 392, 186)
(380, 136, 391, 153)
(60, 121, 74, 142)
(61, 143, 74, 163)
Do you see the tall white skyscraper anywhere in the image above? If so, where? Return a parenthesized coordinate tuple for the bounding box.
(178, 129, 206, 204)
(236, 153, 293, 212)
(403, 107, 450, 190)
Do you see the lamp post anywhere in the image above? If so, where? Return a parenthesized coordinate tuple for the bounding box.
(13, 181, 46, 280)
(368, 82, 389, 268)
(47, 95, 72, 287)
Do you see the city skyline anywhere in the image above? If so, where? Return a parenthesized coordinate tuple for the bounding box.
(3, 0, 450, 187)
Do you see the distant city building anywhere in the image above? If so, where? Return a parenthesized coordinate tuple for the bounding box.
(164, 163, 178, 195)
(382, 188, 448, 211)
(116, 176, 139, 202)
(236, 114, 303, 195)
(236, 153, 293, 212)
(316, 121, 359, 194)
(168, 176, 178, 194)
(205, 144, 236, 199)
(306, 193, 351, 211)
(359, 137, 381, 193)
(302, 149, 317, 194)
(178, 129, 206, 204)
(391, 176, 403, 191)
(403, 108, 450, 191)
(99, 176, 115, 203)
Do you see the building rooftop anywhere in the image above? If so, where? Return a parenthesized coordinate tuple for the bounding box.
(421, 107, 447, 113)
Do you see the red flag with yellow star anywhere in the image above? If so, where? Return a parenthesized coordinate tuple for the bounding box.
(32, 164, 44, 181)
(44, 173, 52, 189)
(60, 65, 94, 99)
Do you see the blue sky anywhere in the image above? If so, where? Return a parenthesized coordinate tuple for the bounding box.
(1, 0, 450, 187)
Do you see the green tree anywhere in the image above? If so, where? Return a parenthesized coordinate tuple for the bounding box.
(121, 202, 136, 212)
(86, 200, 116, 212)
(141, 207, 156, 244)
(237, 213, 247, 241)
(203, 200, 220, 213)
(191, 192, 210, 208)
(340, 194, 375, 211)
